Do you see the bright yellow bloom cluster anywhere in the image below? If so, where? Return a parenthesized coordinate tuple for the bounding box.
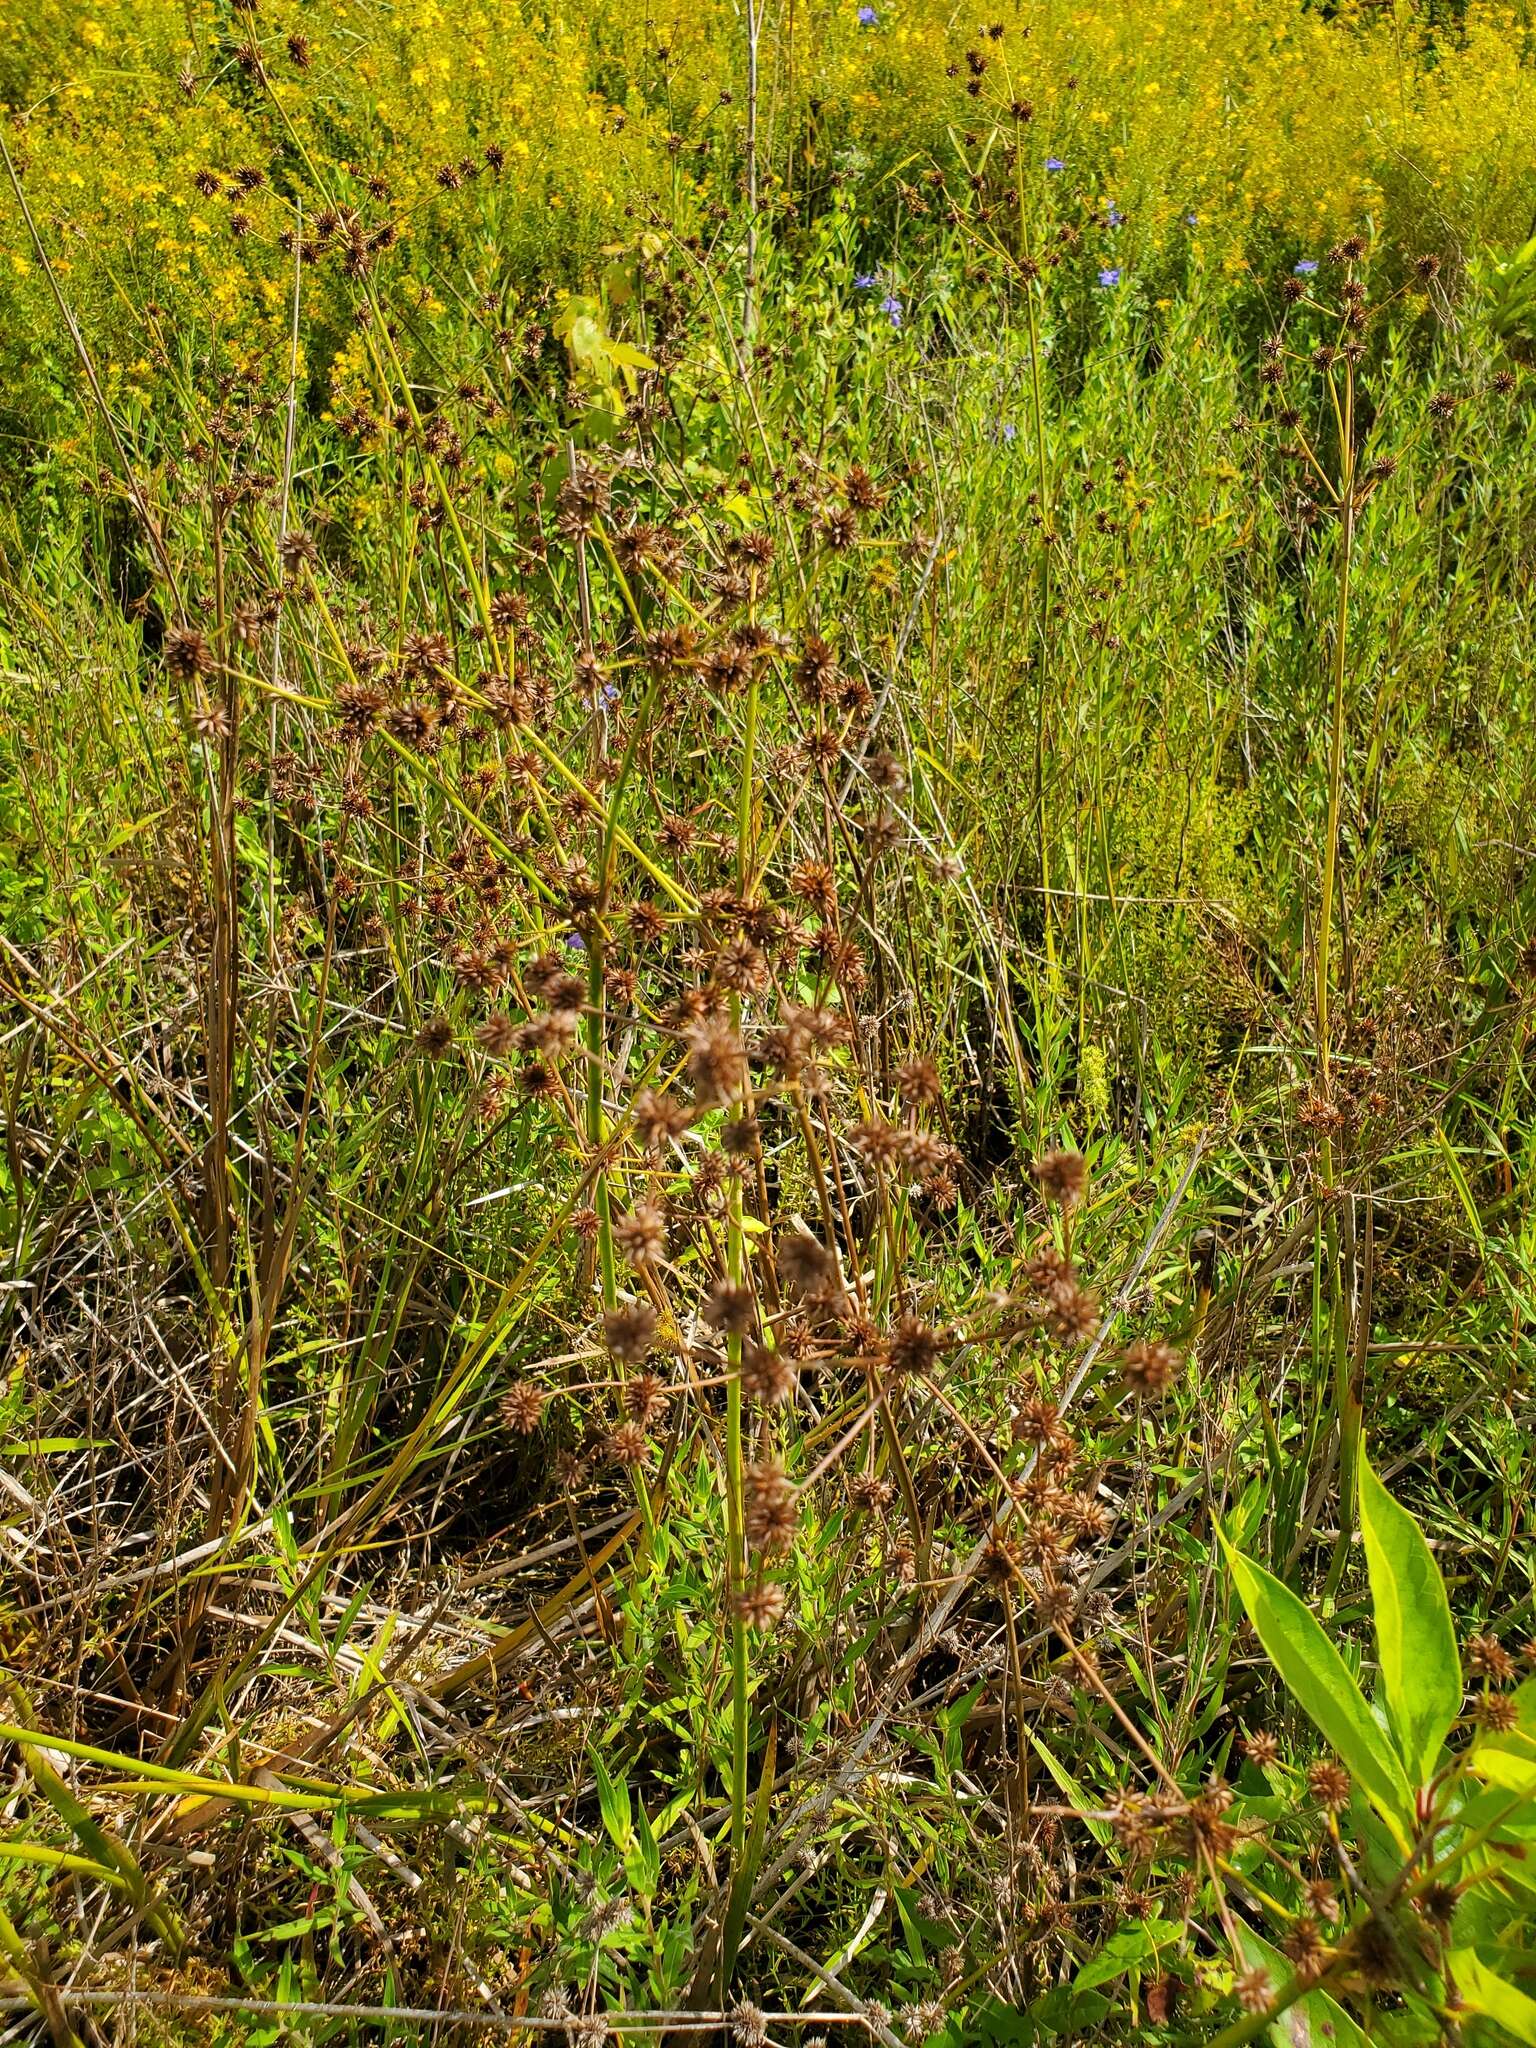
(0, 0, 682, 402)
(0, 0, 1530, 406)
(800, 0, 1533, 253)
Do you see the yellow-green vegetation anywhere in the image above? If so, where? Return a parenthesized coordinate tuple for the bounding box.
(2, 0, 1536, 2041)
(2, 0, 1532, 424)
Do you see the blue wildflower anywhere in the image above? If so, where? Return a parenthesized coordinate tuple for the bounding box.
(1000, 422, 1018, 443)
(1186, 212, 1199, 227)
(857, 3, 878, 21)
(1045, 156, 1065, 172)
(1107, 204, 1124, 227)
(564, 931, 585, 951)
(880, 292, 903, 328)
(1294, 259, 1318, 275)
(854, 273, 878, 289)
(1097, 266, 1121, 288)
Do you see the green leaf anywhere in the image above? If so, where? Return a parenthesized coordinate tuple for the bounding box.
(1073, 1917, 1175, 1990)
(623, 1800, 661, 1899)
(938, 1680, 986, 1774)
(978, 1993, 1043, 2042)
(590, 1750, 631, 1851)
(0, 1437, 112, 1454)
(1219, 1530, 1414, 1829)
(10, 1726, 183, 1954)
(604, 339, 656, 373)
(564, 313, 607, 375)
(1471, 1676, 1536, 1794)
(1358, 1445, 1461, 1784)
(1452, 1949, 1536, 2043)
(1029, 1729, 1112, 1846)
(600, 259, 635, 308)
(1473, 1750, 1536, 1797)
(1235, 1925, 1368, 2048)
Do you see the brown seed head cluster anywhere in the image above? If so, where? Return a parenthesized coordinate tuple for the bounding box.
(744, 1459, 799, 1554)
(1033, 1147, 1088, 1211)
(1120, 1338, 1181, 1399)
(500, 1381, 546, 1434)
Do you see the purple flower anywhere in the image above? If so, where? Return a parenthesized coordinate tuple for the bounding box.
(1097, 266, 1120, 288)
(880, 292, 903, 328)
(564, 931, 585, 951)
(1185, 212, 1199, 227)
(1106, 203, 1124, 227)
(601, 680, 620, 705)
(1294, 259, 1318, 275)
(1000, 422, 1018, 443)
(854, 272, 878, 289)
(857, 3, 878, 21)
(1045, 156, 1065, 173)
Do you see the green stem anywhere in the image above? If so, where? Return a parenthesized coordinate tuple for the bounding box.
(1320, 359, 1361, 1594)
(725, 673, 760, 1881)
(587, 931, 618, 1319)
(725, 1336, 749, 1870)
(1013, 147, 1056, 990)
(1316, 364, 1355, 1109)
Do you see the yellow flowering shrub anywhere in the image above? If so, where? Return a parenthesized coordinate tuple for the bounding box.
(0, 0, 681, 436)
(0, 0, 1531, 440)
(787, 0, 1533, 255)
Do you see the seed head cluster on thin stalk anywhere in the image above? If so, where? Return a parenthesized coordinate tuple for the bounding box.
(145, 251, 1245, 1996)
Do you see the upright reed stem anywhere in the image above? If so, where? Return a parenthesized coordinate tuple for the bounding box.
(1316, 363, 1355, 1110)
(1320, 357, 1362, 1591)
(725, 672, 759, 1880)
(1013, 148, 1056, 987)
(743, 0, 761, 345)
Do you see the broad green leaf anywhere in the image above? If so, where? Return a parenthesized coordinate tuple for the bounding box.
(1472, 1748, 1536, 1797)
(1350, 1783, 1406, 1892)
(564, 314, 607, 374)
(1235, 1925, 1367, 2048)
(1452, 1949, 1536, 2042)
(1358, 1446, 1461, 1784)
(600, 259, 635, 308)
(939, 1680, 987, 1775)
(551, 293, 600, 341)
(1073, 1917, 1175, 1990)
(1456, 1781, 1536, 1839)
(1472, 1677, 1536, 1793)
(604, 339, 656, 373)
(977, 1994, 1044, 2042)
(1219, 1532, 1413, 1828)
